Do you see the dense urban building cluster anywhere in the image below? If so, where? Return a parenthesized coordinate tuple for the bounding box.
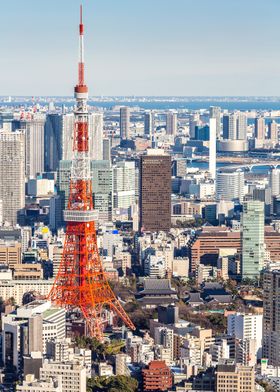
(2, 5, 280, 392)
(0, 98, 280, 391)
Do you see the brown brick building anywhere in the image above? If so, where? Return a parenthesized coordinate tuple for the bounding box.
(140, 150, 171, 232)
(142, 360, 172, 391)
(188, 226, 280, 273)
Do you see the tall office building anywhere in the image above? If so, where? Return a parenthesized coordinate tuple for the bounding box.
(236, 112, 247, 140)
(263, 268, 280, 366)
(227, 313, 263, 360)
(166, 112, 177, 136)
(18, 116, 45, 178)
(254, 117, 265, 140)
(270, 168, 280, 197)
(120, 107, 130, 140)
(209, 118, 216, 180)
(88, 112, 103, 161)
(268, 120, 278, 142)
(223, 112, 247, 140)
(144, 111, 155, 137)
(140, 149, 171, 232)
(58, 160, 112, 224)
(44, 113, 74, 172)
(45, 112, 103, 171)
(103, 138, 111, 161)
(91, 160, 113, 223)
(216, 170, 244, 202)
(189, 113, 201, 139)
(57, 160, 72, 212)
(113, 161, 136, 209)
(210, 106, 221, 139)
(241, 200, 264, 280)
(0, 131, 25, 225)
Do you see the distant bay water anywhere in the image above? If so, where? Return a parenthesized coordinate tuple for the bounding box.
(188, 160, 280, 174)
(3, 100, 280, 111)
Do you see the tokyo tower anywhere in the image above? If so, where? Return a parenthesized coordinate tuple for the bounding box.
(48, 5, 135, 340)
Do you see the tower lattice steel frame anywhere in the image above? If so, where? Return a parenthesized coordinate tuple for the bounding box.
(48, 5, 135, 340)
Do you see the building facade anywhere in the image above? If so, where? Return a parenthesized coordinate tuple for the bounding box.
(140, 150, 171, 232)
(0, 130, 25, 225)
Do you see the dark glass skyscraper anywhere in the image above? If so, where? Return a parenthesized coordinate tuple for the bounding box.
(139, 150, 171, 232)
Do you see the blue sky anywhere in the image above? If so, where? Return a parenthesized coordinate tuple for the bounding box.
(1, 0, 280, 96)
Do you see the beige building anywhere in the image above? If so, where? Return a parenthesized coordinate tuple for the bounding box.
(0, 241, 22, 268)
(13, 263, 43, 280)
(40, 361, 86, 392)
(0, 279, 54, 305)
(216, 364, 254, 392)
(16, 374, 62, 392)
(115, 353, 130, 376)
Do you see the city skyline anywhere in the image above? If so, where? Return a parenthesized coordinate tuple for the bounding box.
(1, 0, 280, 96)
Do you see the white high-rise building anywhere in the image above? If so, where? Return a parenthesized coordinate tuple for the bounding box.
(223, 112, 247, 140)
(209, 118, 216, 180)
(270, 168, 280, 197)
(88, 112, 103, 161)
(227, 313, 263, 360)
(209, 106, 221, 139)
(0, 130, 25, 225)
(216, 170, 244, 202)
(113, 161, 136, 209)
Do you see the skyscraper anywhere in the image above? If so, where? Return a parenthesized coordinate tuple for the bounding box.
(120, 107, 130, 140)
(166, 112, 177, 136)
(270, 168, 280, 197)
(139, 149, 171, 232)
(113, 161, 136, 209)
(236, 112, 247, 140)
(91, 160, 113, 223)
(0, 130, 25, 225)
(209, 106, 221, 139)
(241, 200, 264, 280)
(216, 170, 244, 202)
(16, 116, 45, 178)
(144, 111, 155, 137)
(45, 112, 103, 171)
(268, 120, 278, 142)
(88, 112, 104, 160)
(223, 112, 247, 140)
(103, 138, 111, 161)
(263, 268, 280, 366)
(254, 117, 265, 140)
(209, 118, 216, 180)
(58, 160, 113, 224)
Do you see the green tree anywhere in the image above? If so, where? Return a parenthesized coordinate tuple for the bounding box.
(87, 375, 138, 392)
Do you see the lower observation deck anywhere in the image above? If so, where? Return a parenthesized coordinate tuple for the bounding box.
(64, 209, 98, 222)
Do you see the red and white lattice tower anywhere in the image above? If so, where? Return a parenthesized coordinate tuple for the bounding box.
(48, 5, 135, 340)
